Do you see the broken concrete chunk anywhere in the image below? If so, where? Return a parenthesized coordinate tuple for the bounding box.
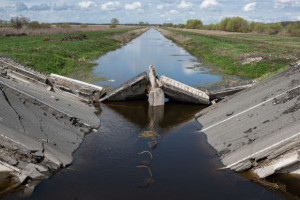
(159, 75, 210, 105)
(49, 74, 103, 102)
(207, 81, 258, 101)
(100, 72, 149, 102)
(23, 164, 43, 179)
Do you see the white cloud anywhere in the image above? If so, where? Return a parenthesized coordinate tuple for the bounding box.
(200, 0, 221, 10)
(177, 0, 193, 9)
(53, 3, 71, 11)
(169, 9, 179, 15)
(274, 0, 300, 8)
(157, 4, 164, 9)
(101, 1, 120, 11)
(30, 3, 51, 11)
(243, 2, 256, 11)
(78, 1, 96, 10)
(16, 2, 28, 11)
(125, 2, 142, 10)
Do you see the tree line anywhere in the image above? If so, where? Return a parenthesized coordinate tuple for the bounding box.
(163, 17, 300, 36)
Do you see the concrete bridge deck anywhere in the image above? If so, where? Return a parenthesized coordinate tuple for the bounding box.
(196, 64, 300, 174)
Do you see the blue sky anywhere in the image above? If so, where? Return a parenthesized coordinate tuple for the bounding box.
(0, 0, 299, 24)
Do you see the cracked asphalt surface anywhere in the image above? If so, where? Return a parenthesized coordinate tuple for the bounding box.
(0, 74, 100, 181)
(196, 64, 300, 171)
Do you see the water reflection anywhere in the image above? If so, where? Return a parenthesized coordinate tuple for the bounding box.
(103, 101, 204, 133)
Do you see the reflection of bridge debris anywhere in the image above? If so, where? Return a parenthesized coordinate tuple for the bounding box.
(102, 102, 203, 133)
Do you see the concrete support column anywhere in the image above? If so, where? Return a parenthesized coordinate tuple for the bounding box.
(148, 88, 164, 106)
(148, 65, 164, 107)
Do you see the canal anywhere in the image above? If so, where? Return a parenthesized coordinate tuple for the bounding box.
(5, 29, 282, 199)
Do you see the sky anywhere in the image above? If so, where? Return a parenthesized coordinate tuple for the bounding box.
(0, 0, 299, 24)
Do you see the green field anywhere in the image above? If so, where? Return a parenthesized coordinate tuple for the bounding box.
(164, 28, 300, 80)
(0, 27, 139, 80)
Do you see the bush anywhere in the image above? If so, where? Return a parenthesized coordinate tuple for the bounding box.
(27, 21, 51, 29)
(268, 23, 283, 35)
(80, 24, 88, 28)
(10, 16, 30, 29)
(163, 23, 174, 27)
(225, 17, 249, 32)
(285, 23, 300, 36)
(61, 23, 71, 28)
(110, 24, 116, 28)
(186, 19, 203, 29)
(178, 24, 186, 28)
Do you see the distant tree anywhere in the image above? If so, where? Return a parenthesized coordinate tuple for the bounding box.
(225, 17, 249, 32)
(139, 21, 145, 26)
(10, 16, 30, 29)
(178, 24, 186, 28)
(61, 23, 71, 28)
(218, 17, 230, 31)
(27, 21, 51, 29)
(80, 24, 88, 28)
(163, 23, 173, 27)
(110, 18, 119, 28)
(186, 19, 203, 29)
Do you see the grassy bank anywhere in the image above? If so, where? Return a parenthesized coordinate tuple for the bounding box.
(0, 27, 146, 80)
(159, 28, 300, 80)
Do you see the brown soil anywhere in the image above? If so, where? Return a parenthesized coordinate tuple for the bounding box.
(0, 25, 135, 37)
(60, 34, 88, 41)
(155, 27, 190, 43)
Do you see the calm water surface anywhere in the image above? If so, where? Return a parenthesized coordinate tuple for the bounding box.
(6, 29, 282, 199)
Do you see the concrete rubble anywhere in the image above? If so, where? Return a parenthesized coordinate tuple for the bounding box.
(0, 55, 101, 195)
(160, 75, 210, 105)
(207, 80, 257, 101)
(100, 72, 149, 102)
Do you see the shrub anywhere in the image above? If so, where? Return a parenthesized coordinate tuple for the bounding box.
(178, 24, 186, 28)
(163, 23, 174, 27)
(186, 19, 203, 29)
(80, 24, 88, 28)
(285, 23, 300, 36)
(27, 21, 51, 29)
(61, 23, 71, 28)
(10, 16, 30, 29)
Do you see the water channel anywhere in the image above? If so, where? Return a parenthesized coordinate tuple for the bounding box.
(6, 29, 283, 199)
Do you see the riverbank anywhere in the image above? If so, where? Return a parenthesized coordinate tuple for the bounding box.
(0, 27, 149, 81)
(156, 27, 300, 80)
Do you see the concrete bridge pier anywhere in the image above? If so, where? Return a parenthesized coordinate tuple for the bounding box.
(148, 65, 164, 107)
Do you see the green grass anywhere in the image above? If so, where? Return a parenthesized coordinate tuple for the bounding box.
(164, 28, 300, 80)
(0, 28, 139, 78)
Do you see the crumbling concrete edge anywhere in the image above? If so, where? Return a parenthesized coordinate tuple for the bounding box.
(0, 79, 96, 130)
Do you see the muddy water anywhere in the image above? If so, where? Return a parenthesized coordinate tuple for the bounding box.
(5, 29, 281, 199)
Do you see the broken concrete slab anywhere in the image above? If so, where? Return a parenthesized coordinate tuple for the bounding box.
(253, 151, 300, 178)
(160, 75, 210, 105)
(0, 56, 48, 85)
(49, 74, 103, 102)
(0, 56, 101, 194)
(207, 81, 257, 101)
(196, 64, 300, 173)
(100, 72, 149, 102)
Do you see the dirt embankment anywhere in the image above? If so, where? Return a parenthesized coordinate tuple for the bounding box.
(112, 27, 151, 45)
(0, 25, 136, 37)
(155, 27, 190, 43)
